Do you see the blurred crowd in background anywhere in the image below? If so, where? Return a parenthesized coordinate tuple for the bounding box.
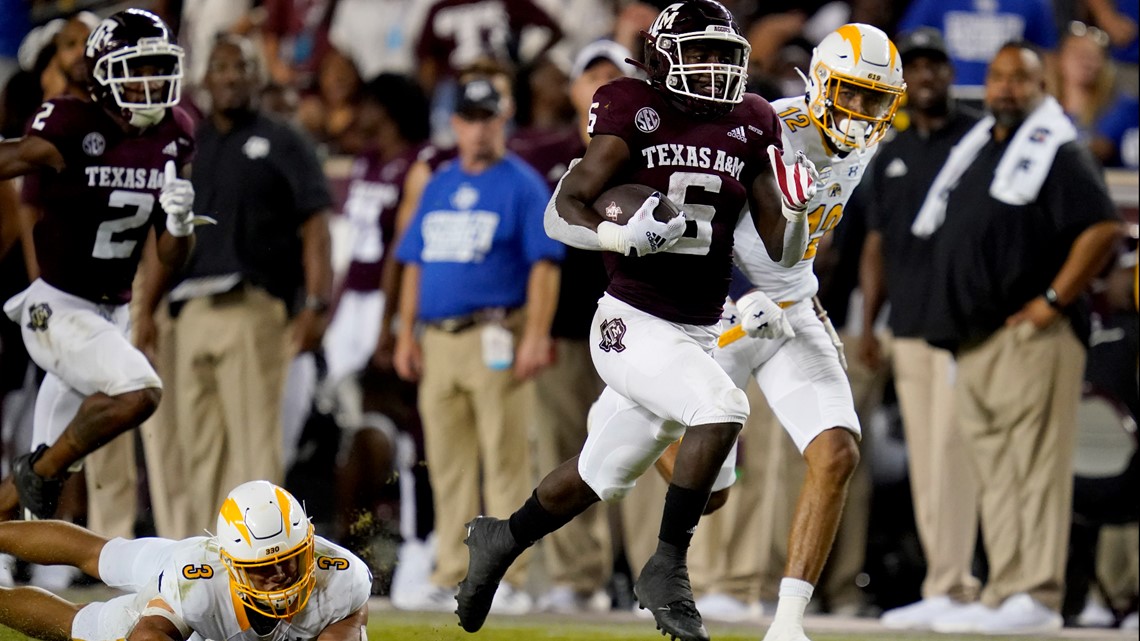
(0, 0, 1136, 633)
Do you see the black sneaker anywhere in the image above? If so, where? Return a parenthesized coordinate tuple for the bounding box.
(455, 517, 524, 632)
(633, 552, 709, 641)
(12, 444, 64, 520)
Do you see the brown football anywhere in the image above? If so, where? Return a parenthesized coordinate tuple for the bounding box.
(592, 184, 683, 225)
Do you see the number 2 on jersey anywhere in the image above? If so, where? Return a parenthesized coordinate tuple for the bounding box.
(92, 190, 153, 259)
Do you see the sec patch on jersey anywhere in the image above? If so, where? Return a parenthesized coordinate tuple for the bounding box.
(593, 183, 682, 225)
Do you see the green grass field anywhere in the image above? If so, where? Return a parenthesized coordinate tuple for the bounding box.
(2, 604, 1132, 641)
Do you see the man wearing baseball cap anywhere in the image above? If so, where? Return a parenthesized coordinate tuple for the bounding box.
(393, 70, 565, 615)
(856, 26, 985, 631)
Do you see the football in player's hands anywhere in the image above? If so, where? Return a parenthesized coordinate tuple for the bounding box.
(593, 183, 683, 225)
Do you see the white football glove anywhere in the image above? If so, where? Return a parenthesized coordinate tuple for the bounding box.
(767, 145, 819, 222)
(160, 161, 196, 237)
(737, 289, 795, 340)
(597, 192, 686, 257)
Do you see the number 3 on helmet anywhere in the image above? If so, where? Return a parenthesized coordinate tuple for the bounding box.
(216, 481, 316, 618)
(804, 24, 906, 151)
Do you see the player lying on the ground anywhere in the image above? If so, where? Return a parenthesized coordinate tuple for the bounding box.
(0, 481, 370, 641)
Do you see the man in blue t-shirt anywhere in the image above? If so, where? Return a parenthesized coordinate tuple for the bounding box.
(393, 74, 563, 613)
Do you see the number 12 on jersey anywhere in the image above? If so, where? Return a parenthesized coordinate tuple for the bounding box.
(803, 204, 842, 260)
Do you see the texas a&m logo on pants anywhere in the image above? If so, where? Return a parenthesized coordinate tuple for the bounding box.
(598, 317, 628, 353)
(26, 303, 52, 332)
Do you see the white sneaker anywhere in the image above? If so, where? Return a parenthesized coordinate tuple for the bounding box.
(974, 593, 1062, 635)
(1076, 598, 1116, 628)
(490, 583, 533, 615)
(390, 538, 435, 609)
(882, 596, 968, 630)
(696, 593, 757, 622)
(29, 564, 77, 592)
(930, 601, 998, 633)
(1120, 611, 1138, 629)
(391, 583, 457, 612)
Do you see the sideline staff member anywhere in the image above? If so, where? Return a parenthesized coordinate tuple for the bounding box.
(915, 41, 1121, 635)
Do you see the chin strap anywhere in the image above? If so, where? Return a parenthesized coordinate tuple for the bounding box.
(127, 107, 165, 128)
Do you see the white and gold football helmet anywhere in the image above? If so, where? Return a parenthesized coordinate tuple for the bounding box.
(216, 481, 316, 618)
(804, 23, 905, 151)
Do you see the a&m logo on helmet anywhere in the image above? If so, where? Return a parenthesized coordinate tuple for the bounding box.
(640, 0, 751, 118)
(85, 20, 117, 60)
(650, 3, 683, 33)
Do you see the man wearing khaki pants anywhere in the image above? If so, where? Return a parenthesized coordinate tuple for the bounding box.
(915, 42, 1121, 634)
(393, 73, 563, 613)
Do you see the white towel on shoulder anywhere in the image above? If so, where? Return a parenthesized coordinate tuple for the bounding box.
(911, 96, 1076, 237)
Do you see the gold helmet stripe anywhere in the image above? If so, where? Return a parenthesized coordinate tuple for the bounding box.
(220, 497, 252, 545)
(836, 24, 863, 64)
(275, 486, 293, 537)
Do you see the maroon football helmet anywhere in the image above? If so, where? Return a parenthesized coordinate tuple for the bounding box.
(640, 0, 750, 119)
(84, 9, 183, 127)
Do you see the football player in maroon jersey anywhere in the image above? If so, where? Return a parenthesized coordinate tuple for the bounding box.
(455, 2, 818, 640)
(0, 9, 200, 521)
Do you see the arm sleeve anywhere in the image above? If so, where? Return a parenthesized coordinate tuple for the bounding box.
(1043, 143, 1119, 236)
(542, 157, 610, 250)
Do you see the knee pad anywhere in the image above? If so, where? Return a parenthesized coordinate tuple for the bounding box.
(581, 392, 672, 503)
(724, 387, 748, 418)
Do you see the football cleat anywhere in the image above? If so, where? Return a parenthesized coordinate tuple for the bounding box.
(634, 552, 710, 641)
(13, 444, 65, 520)
(455, 517, 525, 632)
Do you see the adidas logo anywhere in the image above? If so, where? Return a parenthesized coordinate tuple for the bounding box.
(727, 126, 747, 142)
(162, 141, 178, 157)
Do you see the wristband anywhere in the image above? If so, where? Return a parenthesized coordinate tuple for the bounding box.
(596, 221, 627, 254)
(1043, 287, 1064, 310)
(166, 214, 194, 237)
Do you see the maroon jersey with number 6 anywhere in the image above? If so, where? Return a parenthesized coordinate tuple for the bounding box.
(23, 97, 195, 304)
(587, 77, 781, 325)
